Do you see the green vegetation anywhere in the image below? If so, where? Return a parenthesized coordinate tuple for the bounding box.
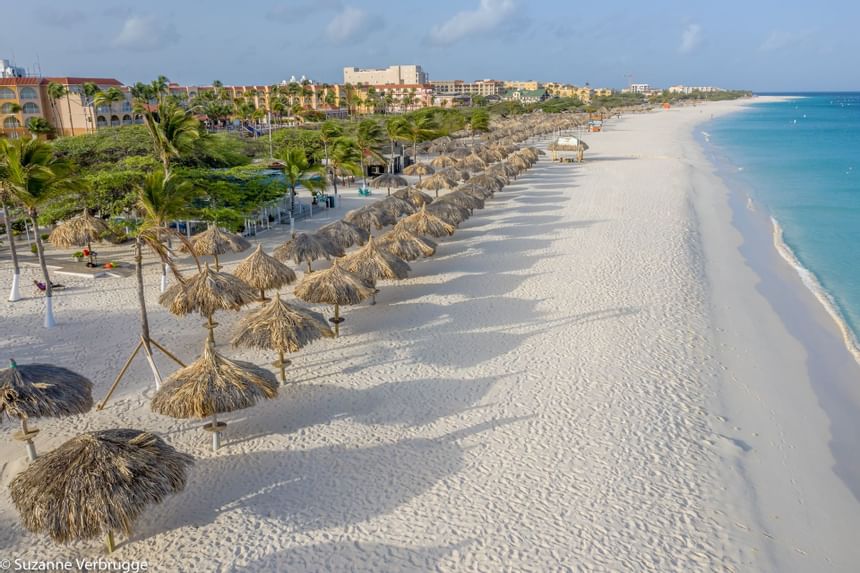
(649, 89, 752, 104)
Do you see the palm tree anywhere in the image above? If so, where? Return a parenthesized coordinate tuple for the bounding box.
(133, 170, 197, 387)
(25, 118, 53, 137)
(93, 87, 125, 119)
(327, 137, 362, 195)
(0, 144, 22, 301)
(46, 82, 67, 136)
(385, 116, 409, 174)
(81, 82, 101, 133)
(355, 119, 385, 188)
(403, 113, 439, 163)
(139, 99, 201, 177)
(469, 108, 490, 142)
(277, 148, 325, 214)
(1, 138, 77, 327)
(319, 121, 343, 193)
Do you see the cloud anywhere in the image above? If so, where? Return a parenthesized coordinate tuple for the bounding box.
(326, 6, 369, 44)
(268, 0, 342, 23)
(428, 0, 517, 46)
(679, 23, 702, 54)
(760, 29, 815, 51)
(112, 15, 179, 51)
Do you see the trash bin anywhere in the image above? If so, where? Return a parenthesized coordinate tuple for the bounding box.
(327, 195, 336, 208)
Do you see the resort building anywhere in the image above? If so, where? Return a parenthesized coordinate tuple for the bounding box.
(343, 65, 428, 86)
(502, 88, 550, 104)
(503, 80, 543, 91)
(431, 80, 505, 97)
(350, 84, 434, 113)
(628, 83, 651, 94)
(0, 76, 129, 138)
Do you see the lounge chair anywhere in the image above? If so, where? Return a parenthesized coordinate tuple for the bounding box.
(34, 280, 66, 291)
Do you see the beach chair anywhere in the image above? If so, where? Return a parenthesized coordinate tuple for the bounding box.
(358, 186, 372, 197)
(34, 280, 66, 291)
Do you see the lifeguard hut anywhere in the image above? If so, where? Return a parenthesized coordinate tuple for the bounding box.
(549, 136, 589, 163)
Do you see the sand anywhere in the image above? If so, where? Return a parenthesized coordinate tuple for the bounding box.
(1, 99, 859, 572)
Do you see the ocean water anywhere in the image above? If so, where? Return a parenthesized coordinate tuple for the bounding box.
(707, 93, 860, 355)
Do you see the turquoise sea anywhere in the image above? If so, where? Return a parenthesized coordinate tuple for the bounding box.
(707, 93, 860, 353)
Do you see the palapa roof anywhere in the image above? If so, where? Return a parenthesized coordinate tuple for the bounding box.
(391, 187, 433, 208)
(0, 360, 93, 421)
(294, 259, 374, 306)
(232, 294, 333, 353)
(232, 244, 296, 291)
(403, 163, 435, 176)
(48, 212, 111, 248)
(374, 195, 417, 219)
(273, 233, 343, 265)
(426, 201, 471, 225)
(459, 153, 488, 172)
(151, 339, 278, 418)
(372, 173, 408, 188)
(341, 237, 410, 286)
(429, 156, 456, 169)
(435, 190, 484, 210)
(183, 226, 251, 256)
(159, 264, 256, 317)
(344, 205, 395, 231)
(396, 205, 456, 237)
(416, 172, 457, 192)
(9, 429, 192, 543)
(377, 227, 437, 261)
(317, 220, 369, 249)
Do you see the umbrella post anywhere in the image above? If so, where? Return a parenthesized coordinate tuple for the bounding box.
(278, 350, 287, 383)
(260, 288, 267, 302)
(213, 252, 221, 272)
(206, 314, 216, 344)
(329, 304, 343, 337)
(16, 418, 39, 461)
(105, 531, 115, 554)
(204, 413, 226, 451)
(307, 261, 312, 273)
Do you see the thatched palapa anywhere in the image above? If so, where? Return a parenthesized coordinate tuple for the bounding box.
(397, 205, 456, 237)
(417, 172, 458, 198)
(429, 156, 456, 169)
(317, 220, 370, 249)
(9, 428, 192, 551)
(374, 195, 417, 219)
(372, 173, 408, 194)
(342, 237, 410, 303)
(426, 201, 471, 225)
(392, 187, 433, 209)
(344, 205, 396, 231)
(232, 244, 297, 301)
(232, 294, 333, 382)
(294, 259, 374, 336)
(273, 232, 343, 273)
(377, 227, 437, 261)
(48, 212, 112, 266)
(403, 162, 435, 179)
(1, 359, 94, 460)
(183, 226, 251, 270)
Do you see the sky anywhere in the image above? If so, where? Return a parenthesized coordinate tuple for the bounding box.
(3, 0, 858, 91)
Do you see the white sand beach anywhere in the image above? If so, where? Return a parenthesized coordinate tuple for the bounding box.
(2, 99, 860, 572)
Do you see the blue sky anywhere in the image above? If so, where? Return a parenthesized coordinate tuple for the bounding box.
(3, 0, 858, 91)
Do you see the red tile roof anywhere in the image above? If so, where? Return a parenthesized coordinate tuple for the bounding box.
(0, 77, 122, 87)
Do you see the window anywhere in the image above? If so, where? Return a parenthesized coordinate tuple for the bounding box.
(96, 116, 107, 127)
(96, 105, 110, 113)
(0, 88, 14, 99)
(22, 102, 39, 114)
(19, 87, 37, 99)
(0, 103, 16, 113)
(3, 116, 20, 128)
(121, 101, 132, 112)
(110, 115, 120, 126)
(122, 114, 132, 125)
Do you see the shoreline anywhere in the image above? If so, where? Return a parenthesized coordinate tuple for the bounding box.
(691, 98, 860, 571)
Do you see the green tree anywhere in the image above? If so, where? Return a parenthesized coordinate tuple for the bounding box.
(0, 143, 22, 301)
(402, 112, 439, 162)
(1, 138, 77, 327)
(385, 116, 410, 173)
(319, 121, 343, 192)
(355, 119, 385, 187)
(25, 117, 54, 137)
(82, 82, 101, 133)
(325, 137, 362, 196)
(139, 99, 201, 176)
(93, 86, 125, 114)
(468, 108, 490, 141)
(277, 147, 325, 215)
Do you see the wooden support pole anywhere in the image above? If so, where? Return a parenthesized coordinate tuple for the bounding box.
(150, 338, 185, 367)
(97, 340, 143, 410)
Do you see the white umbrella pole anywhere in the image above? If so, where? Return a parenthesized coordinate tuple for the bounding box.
(8, 272, 21, 302)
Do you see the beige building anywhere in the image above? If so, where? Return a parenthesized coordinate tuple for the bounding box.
(344, 65, 428, 86)
(503, 80, 542, 91)
(1, 77, 129, 138)
(431, 79, 504, 97)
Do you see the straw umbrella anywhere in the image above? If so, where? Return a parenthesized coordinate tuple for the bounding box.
(372, 173, 408, 195)
(273, 232, 343, 273)
(429, 156, 456, 170)
(184, 225, 251, 271)
(159, 263, 256, 343)
(374, 195, 416, 219)
(469, 173, 506, 192)
(344, 205, 396, 232)
(403, 162, 435, 182)
(450, 147, 471, 159)
(426, 201, 471, 225)
(0, 359, 93, 461)
(233, 244, 297, 302)
(232, 294, 333, 383)
(317, 220, 370, 250)
(378, 227, 437, 261)
(392, 186, 433, 209)
(294, 259, 374, 336)
(459, 153, 488, 173)
(397, 205, 456, 238)
(436, 191, 485, 211)
(341, 237, 410, 305)
(9, 428, 192, 553)
(48, 212, 111, 267)
(417, 172, 457, 199)
(151, 338, 278, 451)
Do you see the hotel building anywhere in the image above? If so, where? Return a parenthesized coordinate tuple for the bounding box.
(343, 65, 428, 86)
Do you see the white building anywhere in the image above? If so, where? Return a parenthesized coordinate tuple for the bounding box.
(629, 83, 650, 94)
(0, 59, 26, 79)
(668, 85, 725, 94)
(344, 65, 428, 86)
